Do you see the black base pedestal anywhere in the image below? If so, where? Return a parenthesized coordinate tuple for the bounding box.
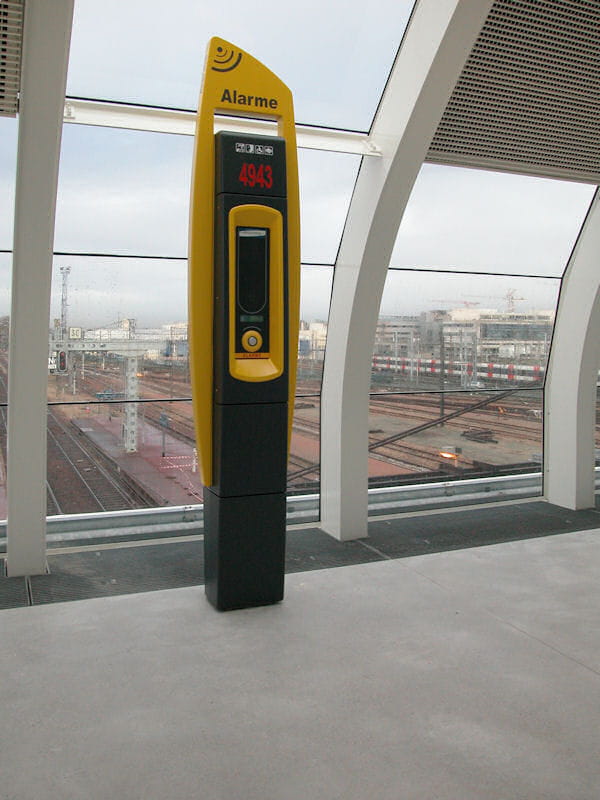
(203, 489, 286, 611)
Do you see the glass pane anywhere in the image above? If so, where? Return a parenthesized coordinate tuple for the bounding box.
(392, 164, 595, 277)
(46, 391, 322, 513)
(48, 256, 188, 401)
(46, 388, 322, 508)
(596, 386, 600, 488)
(48, 258, 328, 399)
(0, 252, 10, 521)
(0, 117, 17, 249)
(372, 270, 559, 393)
(48, 346, 192, 405)
(55, 127, 358, 267)
(0, 251, 11, 321)
(298, 265, 332, 394)
(46, 257, 324, 514)
(289, 395, 320, 496)
(299, 150, 360, 264)
(68, 0, 415, 130)
(47, 400, 201, 515)
(47, 393, 318, 515)
(55, 126, 192, 257)
(368, 390, 543, 487)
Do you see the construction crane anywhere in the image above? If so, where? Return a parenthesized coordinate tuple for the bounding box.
(504, 289, 525, 312)
(463, 290, 526, 312)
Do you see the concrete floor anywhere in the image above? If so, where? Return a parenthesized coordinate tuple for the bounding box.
(2, 529, 599, 799)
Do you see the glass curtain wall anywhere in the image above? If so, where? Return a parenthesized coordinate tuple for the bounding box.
(368, 164, 595, 489)
(47, 120, 356, 517)
(47, 261, 333, 514)
(0, 253, 10, 521)
(368, 270, 552, 486)
(4, 0, 416, 527)
(0, 117, 18, 521)
(67, 0, 415, 130)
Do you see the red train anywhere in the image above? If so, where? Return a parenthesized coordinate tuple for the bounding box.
(371, 356, 544, 384)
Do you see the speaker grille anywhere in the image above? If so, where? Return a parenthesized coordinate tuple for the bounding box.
(0, 0, 23, 117)
(428, 0, 600, 183)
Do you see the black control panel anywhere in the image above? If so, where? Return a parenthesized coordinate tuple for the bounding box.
(235, 226, 270, 353)
(212, 131, 288, 406)
(215, 132, 287, 198)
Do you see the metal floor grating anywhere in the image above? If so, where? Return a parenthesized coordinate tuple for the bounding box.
(1, 501, 599, 608)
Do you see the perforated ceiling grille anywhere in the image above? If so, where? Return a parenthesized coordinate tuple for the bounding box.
(427, 0, 600, 183)
(0, 0, 23, 116)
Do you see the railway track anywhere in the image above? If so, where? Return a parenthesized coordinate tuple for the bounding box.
(144, 402, 321, 484)
(0, 346, 593, 517)
(370, 391, 541, 414)
(369, 438, 475, 473)
(46, 410, 148, 514)
(369, 395, 541, 442)
(48, 363, 545, 485)
(142, 403, 196, 444)
(140, 399, 321, 487)
(135, 373, 191, 398)
(91, 383, 539, 451)
(287, 454, 319, 485)
(56, 390, 535, 482)
(75, 374, 322, 458)
(291, 413, 320, 439)
(82, 363, 322, 404)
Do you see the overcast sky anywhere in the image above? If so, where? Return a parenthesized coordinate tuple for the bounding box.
(0, 0, 596, 328)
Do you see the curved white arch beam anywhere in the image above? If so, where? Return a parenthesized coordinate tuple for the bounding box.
(320, 0, 494, 540)
(6, 0, 74, 576)
(544, 189, 600, 510)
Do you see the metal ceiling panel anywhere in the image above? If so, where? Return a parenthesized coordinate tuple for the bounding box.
(428, 0, 600, 183)
(0, 0, 23, 116)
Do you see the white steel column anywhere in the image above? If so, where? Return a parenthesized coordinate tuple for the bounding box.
(320, 0, 494, 540)
(544, 190, 600, 510)
(6, 0, 74, 576)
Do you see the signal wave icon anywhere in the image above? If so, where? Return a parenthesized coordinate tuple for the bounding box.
(211, 46, 243, 72)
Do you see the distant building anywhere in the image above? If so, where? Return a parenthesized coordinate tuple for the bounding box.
(477, 311, 553, 361)
(373, 309, 554, 365)
(298, 320, 328, 360)
(374, 316, 420, 358)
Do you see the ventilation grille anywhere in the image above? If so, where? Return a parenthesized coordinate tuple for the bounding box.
(427, 0, 600, 183)
(0, 0, 23, 116)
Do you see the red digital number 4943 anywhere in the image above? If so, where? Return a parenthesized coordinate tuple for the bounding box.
(238, 162, 273, 189)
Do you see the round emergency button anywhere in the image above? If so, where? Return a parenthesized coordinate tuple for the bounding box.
(241, 329, 263, 352)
